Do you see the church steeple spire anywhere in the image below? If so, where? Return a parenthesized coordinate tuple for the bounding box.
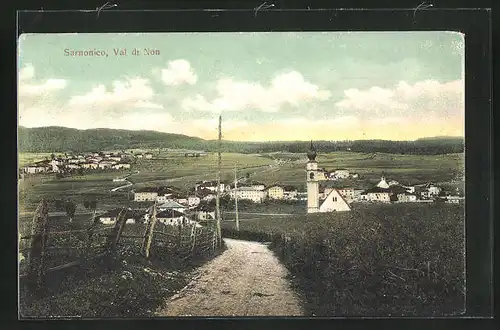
(307, 140, 317, 161)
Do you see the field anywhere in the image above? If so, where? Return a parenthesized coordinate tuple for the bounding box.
(222, 202, 465, 316)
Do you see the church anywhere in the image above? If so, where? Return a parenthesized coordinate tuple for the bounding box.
(306, 141, 351, 213)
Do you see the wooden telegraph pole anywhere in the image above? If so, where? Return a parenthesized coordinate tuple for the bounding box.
(215, 115, 222, 247)
(234, 164, 240, 231)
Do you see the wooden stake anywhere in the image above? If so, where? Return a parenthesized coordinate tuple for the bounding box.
(191, 224, 197, 257)
(142, 202, 158, 258)
(105, 208, 127, 256)
(27, 199, 49, 290)
(83, 209, 98, 260)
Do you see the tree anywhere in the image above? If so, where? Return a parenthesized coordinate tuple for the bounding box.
(50, 153, 56, 160)
(83, 200, 90, 209)
(65, 199, 76, 222)
(89, 200, 97, 210)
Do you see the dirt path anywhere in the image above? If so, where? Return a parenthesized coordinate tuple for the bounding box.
(155, 238, 304, 317)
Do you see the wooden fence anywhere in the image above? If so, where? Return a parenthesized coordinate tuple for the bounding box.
(19, 200, 219, 292)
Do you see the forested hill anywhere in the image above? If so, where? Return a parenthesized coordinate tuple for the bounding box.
(18, 126, 464, 155)
(18, 126, 206, 152)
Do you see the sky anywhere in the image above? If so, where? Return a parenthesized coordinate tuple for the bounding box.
(17, 32, 465, 142)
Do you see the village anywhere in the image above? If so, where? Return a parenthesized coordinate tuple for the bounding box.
(19, 150, 149, 175)
(93, 169, 464, 228)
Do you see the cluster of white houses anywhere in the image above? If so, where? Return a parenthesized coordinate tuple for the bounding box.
(21, 151, 140, 174)
(133, 180, 304, 205)
(305, 141, 463, 213)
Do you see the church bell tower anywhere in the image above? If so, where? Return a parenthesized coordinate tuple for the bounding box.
(306, 141, 321, 213)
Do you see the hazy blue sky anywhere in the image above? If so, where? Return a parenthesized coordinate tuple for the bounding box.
(18, 32, 464, 141)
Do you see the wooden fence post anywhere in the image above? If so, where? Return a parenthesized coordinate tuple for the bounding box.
(82, 209, 98, 262)
(27, 200, 49, 291)
(141, 203, 158, 258)
(211, 230, 216, 253)
(191, 224, 197, 257)
(105, 209, 127, 257)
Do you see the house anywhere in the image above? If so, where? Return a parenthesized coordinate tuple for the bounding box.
(187, 195, 201, 207)
(397, 192, 418, 203)
(145, 153, 153, 159)
(156, 193, 173, 203)
(66, 164, 81, 170)
(81, 163, 98, 169)
(98, 208, 143, 225)
(361, 187, 392, 203)
(239, 182, 265, 191)
(283, 186, 299, 200)
(134, 187, 160, 201)
(267, 185, 285, 200)
(98, 161, 115, 169)
(195, 180, 226, 193)
(351, 173, 359, 179)
(156, 210, 186, 226)
(195, 188, 217, 201)
(112, 163, 131, 170)
(403, 186, 416, 193)
(108, 156, 122, 162)
(68, 158, 80, 164)
(428, 184, 442, 196)
(319, 189, 351, 212)
(445, 195, 463, 204)
(191, 204, 216, 221)
(23, 165, 51, 174)
(337, 188, 356, 202)
(388, 180, 400, 186)
(334, 169, 350, 179)
(157, 200, 187, 213)
(229, 187, 266, 203)
(136, 154, 144, 158)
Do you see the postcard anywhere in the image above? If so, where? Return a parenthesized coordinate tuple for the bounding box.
(18, 31, 465, 318)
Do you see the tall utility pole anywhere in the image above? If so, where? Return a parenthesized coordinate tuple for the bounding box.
(234, 163, 239, 231)
(215, 115, 222, 246)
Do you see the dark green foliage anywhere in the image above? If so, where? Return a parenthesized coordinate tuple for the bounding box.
(222, 203, 465, 316)
(18, 126, 464, 155)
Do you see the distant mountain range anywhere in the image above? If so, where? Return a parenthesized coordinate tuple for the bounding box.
(18, 126, 464, 155)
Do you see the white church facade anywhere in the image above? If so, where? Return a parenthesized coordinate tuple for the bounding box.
(306, 142, 351, 213)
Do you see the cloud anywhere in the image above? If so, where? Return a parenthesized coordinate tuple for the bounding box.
(19, 64, 35, 81)
(335, 79, 464, 117)
(68, 78, 156, 108)
(181, 71, 331, 113)
(161, 59, 198, 86)
(18, 63, 68, 97)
